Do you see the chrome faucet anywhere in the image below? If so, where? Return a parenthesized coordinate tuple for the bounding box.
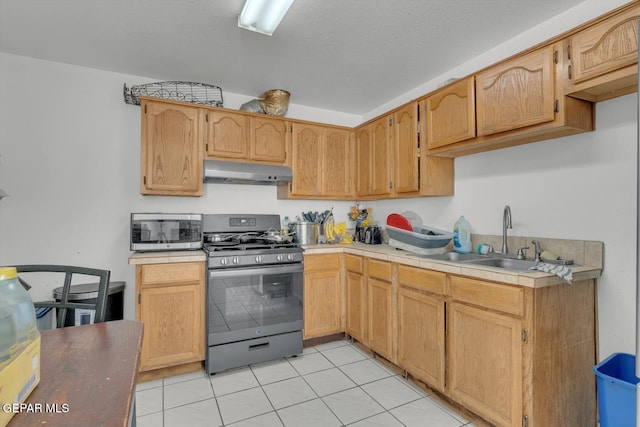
(502, 205, 512, 254)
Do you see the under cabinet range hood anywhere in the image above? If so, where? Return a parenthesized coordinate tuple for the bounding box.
(203, 160, 293, 185)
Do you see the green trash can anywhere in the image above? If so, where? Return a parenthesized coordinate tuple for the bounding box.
(593, 353, 639, 427)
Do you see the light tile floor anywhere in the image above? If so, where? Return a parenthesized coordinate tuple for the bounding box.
(135, 339, 477, 427)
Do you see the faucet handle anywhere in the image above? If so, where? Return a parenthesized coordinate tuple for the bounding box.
(516, 246, 529, 260)
(531, 240, 542, 261)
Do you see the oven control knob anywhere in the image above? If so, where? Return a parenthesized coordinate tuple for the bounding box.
(255, 255, 263, 263)
(232, 257, 240, 265)
(287, 253, 294, 261)
(220, 258, 228, 266)
(276, 254, 283, 262)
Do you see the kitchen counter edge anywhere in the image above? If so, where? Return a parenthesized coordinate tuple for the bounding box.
(302, 243, 601, 288)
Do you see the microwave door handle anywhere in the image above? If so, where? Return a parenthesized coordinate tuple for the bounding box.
(208, 264, 303, 278)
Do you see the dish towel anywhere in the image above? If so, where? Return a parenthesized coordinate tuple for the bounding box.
(530, 262, 573, 284)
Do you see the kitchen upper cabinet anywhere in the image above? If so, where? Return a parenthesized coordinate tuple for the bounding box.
(427, 43, 593, 158)
(140, 98, 203, 196)
(135, 262, 205, 374)
(322, 127, 353, 197)
(476, 46, 555, 136)
(366, 259, 394, 362)
(290, 123, 322, 196)
(566, 2, 640, 102)
(280, 122, 353, 199)
(356, 102, 454, 199)
(393, 103, 420, 195)
(205, 110, 250, 159)
(355, 124, 373, 197)
(205, 109, 288, 164)
(396, 266, 446, 393)
(371, 116, 393, 196)
(345, 254, 366, 344)
(423, 77, 476, 149)
(250, 116, 288, 164)
(303, 254, 344, 339)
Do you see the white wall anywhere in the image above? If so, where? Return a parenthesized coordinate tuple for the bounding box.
(0, 0, 637, 361)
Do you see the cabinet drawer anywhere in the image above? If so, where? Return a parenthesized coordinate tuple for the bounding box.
(368, 259, 391, 281)
(346, 254, 363, 273)
(398, 265, 446, 295)
(449, 276, 524, 316)
(304, 253, 341, 271)
(140, 262, 203, 286)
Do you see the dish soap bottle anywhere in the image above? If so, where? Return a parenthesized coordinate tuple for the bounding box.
(453, 216, 472, 254)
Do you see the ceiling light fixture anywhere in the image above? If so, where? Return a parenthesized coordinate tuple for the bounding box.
(238, 0, 294, 36)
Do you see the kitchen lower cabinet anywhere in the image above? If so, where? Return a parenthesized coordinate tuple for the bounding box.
(295, 249, 597, 427)
(396, 265, 446, 392)
(366, 259, 394, 362)
(303, 254, 343, 339)
(447, 302, 523, 427)
(135, 262, 205, 374)
(140, 98, 203, 196)
(345, 254, 366, 344)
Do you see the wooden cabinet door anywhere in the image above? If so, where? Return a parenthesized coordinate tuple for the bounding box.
(290, 123, 322, 196)
(397, 286, 445, 391)
(303, 254, 342, 339)
(206, 110, 249, 159)
(393, 103, 419, 195)
(322, 127, 353, 197)
(141, 99, 203, 196)
(476, 46, 555, 137)
(447, 302, 523, 427)
(250, 116, 288, 164)
(136, 262, 205, 371)
(355, 123, 373, 197)
(367, 277, 393, 360)
(370, 117, 392, 196)
(345, 255, 366, 344)
(424, 77, 476, 149)
(570, 6, 640, 84)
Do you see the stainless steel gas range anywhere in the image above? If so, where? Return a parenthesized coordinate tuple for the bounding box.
(203, 214, 304, 374)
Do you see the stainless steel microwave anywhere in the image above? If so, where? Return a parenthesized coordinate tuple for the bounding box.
(130, 213, 203, 251)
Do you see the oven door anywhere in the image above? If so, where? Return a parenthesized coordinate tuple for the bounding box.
(207, 263, 304, 346)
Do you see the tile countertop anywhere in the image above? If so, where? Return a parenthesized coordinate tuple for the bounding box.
(128, 250, 206, 265)
(302, 242, 602, 288)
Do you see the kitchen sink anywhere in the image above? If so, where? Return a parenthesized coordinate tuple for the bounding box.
(464, 257, 538, 271)
(418, 252, 489, 262)
(418, 251, 539, 272)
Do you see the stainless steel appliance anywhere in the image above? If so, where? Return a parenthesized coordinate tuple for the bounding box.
(203, 214, 303, 374)
(130, 213, 202, 251)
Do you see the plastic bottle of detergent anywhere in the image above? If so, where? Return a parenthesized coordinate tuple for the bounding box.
(0, 267, 38, 345)
(453, 216, 472, 254)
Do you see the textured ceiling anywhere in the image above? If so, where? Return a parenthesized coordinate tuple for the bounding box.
(0, 0, 587, 115)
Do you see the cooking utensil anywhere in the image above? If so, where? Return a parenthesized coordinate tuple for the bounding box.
(386, 213, 413, 231)
(290, 221, 319, 245)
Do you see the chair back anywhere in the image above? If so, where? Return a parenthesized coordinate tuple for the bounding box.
(14, 265, 111, 328)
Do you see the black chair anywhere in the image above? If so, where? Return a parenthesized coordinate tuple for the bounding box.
(14, 265, 111, 328)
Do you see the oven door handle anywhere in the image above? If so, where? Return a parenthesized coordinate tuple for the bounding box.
(208, 263, 303, 278)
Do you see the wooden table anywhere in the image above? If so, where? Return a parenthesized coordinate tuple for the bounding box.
(8, 320, 143, 427)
